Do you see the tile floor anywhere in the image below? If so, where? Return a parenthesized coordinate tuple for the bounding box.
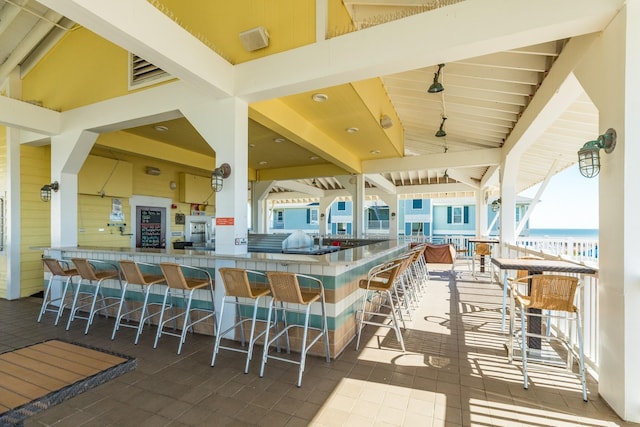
(1, 267, 637, 426)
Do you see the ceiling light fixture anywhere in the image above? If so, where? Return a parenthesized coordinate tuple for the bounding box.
(312, 93, 328, 102)
(258, 161, 268, 165)
(380, 114, 393, 129)
(309, 156, 319, 160)
(273, 137, 286, 143)
(346, 127, 359, 133)
(435, 116, 447, 137)
(145, 166, 161, 176)
(427, 63, 445, 93)
(578, 128, 617, 178)
(154, 125, 168, 132)
(249, 143, 256, 148)
(370, 150, 381, 155)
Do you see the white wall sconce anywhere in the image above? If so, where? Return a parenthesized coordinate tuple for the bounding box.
(578, 128, 616, 178)
(41, 181, 59, 202)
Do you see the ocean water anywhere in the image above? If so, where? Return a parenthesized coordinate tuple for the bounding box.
(526, 228, 598, 239)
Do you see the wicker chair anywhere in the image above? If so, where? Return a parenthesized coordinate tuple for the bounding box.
(259, 272, 330, 387)
(509, 274, 587, 401)
(66, 258, 123, 334)
(112, 260, 166, 342)
(355, 258, 407, 353)
(500, 255, 542, 331)
(155, 263, 216, 355)
(38, 258, 80, 325)
(212, 268, 271, 373)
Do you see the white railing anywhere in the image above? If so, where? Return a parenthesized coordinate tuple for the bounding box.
(515, 237, 599, 265)
(501, 242, 600, 377)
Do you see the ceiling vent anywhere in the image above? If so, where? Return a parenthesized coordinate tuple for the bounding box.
(129, 53, 171, 90)
(239, 26, 269, 52)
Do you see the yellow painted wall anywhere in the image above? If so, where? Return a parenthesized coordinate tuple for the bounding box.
(0, 127, 7, 298)
(79, 144, 214, 247)
(21, 145, 51, 297)
(21, 26, 173, 112)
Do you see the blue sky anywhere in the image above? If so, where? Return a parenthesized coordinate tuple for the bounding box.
(520, 164, 599, 229)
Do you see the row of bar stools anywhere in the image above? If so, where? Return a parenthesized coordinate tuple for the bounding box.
(66, 258, 126, 334)
(155, 263, 216, 355)
(112, 260, 166, 342)
(39, 258, 80, 326)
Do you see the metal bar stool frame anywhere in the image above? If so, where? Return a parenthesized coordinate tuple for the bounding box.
(155, 263, 216, 355)
(211, 268, 273, 373)
(66, 258, 125, 334)
(39, 258, 80, 326)
(259, 272, 330, 388)
(355, 258, 406, 353)
(112, 260, 166, 342)
(509, 274, 588, 401)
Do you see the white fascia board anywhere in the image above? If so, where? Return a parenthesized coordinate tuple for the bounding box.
(395, 183, 470, 195)
(38, 0, 234, 98)
(0, 96, 60, 134)
(445, 169, 479, 189)
(235, 0, 621, 101)
(362, 149, 501, 174)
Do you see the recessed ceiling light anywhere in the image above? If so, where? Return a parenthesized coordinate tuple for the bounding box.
(370, 150, 381, 155)
(249, 143, 256, 148)
(273, 137, 286, 143)
(154, 125, 168, 132)
(346, 127, 359, 133)
(312, 93, 328, 102)
(258, 161, 268, 165)
(309, 156, 319, 160)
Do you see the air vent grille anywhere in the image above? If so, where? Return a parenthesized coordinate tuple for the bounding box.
(129, 53, 171, 89)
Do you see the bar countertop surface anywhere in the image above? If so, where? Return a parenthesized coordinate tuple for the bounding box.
(44, 239, 408, 266)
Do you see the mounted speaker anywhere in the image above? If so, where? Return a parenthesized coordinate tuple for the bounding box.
(239, 26, 269, 52)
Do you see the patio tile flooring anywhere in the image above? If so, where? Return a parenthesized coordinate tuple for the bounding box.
(1, 265, 636, 426)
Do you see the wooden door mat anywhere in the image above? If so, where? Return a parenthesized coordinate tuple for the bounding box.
(0, 339, 136, 425)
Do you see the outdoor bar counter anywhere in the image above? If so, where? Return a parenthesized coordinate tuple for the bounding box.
(44, 239, 409, 358)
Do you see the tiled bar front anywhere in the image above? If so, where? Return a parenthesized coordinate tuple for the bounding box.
(44, 240, 408, 358)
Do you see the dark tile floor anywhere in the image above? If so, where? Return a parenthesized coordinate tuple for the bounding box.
(1, 267, 636, 426)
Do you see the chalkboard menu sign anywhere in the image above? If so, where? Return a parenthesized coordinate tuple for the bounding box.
(136, 206, 166, 248)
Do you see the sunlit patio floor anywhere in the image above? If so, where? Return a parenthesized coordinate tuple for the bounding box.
(1, 264, 637, 427)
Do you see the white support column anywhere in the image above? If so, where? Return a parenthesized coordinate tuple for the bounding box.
(5, 69, 21, 300)
(336, 174, 365, 238)
(182, 97, 249, 255)
(318, 196, 336, 237)
(476, 189, 489, 238)
(251, 181, 274, 234)
(574, 3, 640, 421)
(498, 157, 518, 247)
(50, 130, 98, 247)
(379, 193, 399, 240)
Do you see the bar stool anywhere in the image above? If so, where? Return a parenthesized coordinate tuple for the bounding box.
(38, 258, 80, 325)
(155, 263, 216, 355)
(509, 274, 588, 401)
(472, 243, 493, 279)
(211, 268, 271, 373)
(112, 260, 166, 341)
(260, 272, 330, 387)
(355, 258, 406, 352)
(66, 258, 124, 334)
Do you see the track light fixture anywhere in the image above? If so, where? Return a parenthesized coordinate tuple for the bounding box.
(435, 116, 447, 137)
(427, 63, 445, 93)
